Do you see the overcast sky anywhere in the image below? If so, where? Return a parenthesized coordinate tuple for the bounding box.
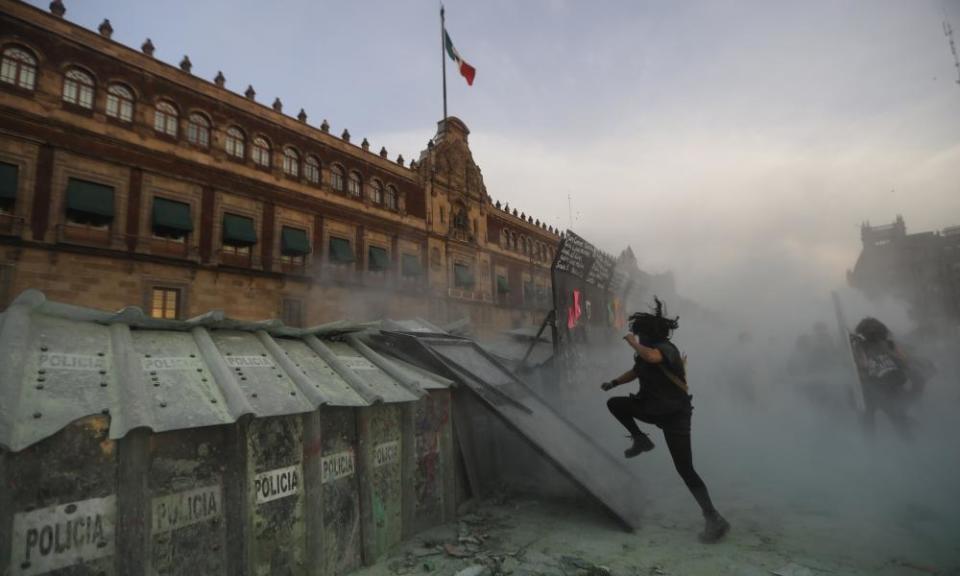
(43, 0, 960, 316)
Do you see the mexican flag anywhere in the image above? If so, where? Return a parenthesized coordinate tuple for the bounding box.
(444, 30, 476, 86)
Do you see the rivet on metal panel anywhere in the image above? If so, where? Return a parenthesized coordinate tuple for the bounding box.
(100, 382, 108, 387)
(37, 377, 45, 382)
(100, 370, 107, 375)
(202, 378, 208, 382)
(38, 369, 45, 374)
(277, 374, 283, 378)
(226, 352, 232, 356)
(153, 383, 160, 387)
(211, 398, 217, 403)
(251, 393, 258, 398)
(40, 345, 48, 351)
(33, 412, 41, 419)
(261, 353, 266, 357)
(98, 352, 105, 357)
(241, 377, 247, 381)
(101, 408, 109, 415)
(190, 353, 196, 358)
(150, 371, 157, 376)
(290, 391, 296, 396)
(160, 401, 167, 408)
(35, 384, 43, 390)
(196, 368, 203, 372)
(145, 354, 152, 358)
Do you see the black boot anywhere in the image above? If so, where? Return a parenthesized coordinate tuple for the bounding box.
(698, 511, 730, 543)
(624, 433, 655, 458)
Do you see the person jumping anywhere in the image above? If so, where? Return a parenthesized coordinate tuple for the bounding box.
(601, 297, 730, 543)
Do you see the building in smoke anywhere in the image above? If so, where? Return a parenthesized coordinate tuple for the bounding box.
(0, 0, 560, 332)
(848, 215, 960, 328)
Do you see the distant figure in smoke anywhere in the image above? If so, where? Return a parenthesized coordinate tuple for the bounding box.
(601, 297, 730, 543)
(851, 317, 926, 440)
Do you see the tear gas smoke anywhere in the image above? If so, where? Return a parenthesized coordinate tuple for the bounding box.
(525, 282, 960, 569)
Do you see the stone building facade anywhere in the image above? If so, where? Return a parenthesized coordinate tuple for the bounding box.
(848, 215, 960, 328)
(0, 0, 560, 333)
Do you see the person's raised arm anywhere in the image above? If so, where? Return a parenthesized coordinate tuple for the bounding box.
(624, 333, 664, 364)
(601, 368, 637, 391)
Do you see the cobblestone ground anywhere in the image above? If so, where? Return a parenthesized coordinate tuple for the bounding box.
(355, 496, 960, 576)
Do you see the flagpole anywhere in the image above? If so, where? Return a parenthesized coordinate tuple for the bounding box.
(441, 4, 448, 119)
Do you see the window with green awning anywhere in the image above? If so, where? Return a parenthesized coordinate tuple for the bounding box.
(496, 275, 510, 294)
(368, 245, 390, 271)
(329, 236, 355, 263)
(66, 178, 114, 223)
(454, 263, 474, 288)
(152, 197, 193, 236)
(401, 253, 422, 277)
(0, 162, 17, 202)
(281, 226, 310, 256)
(222, 213, 257, 246)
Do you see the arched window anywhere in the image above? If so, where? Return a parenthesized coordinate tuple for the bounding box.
(304, 155, 321, 185)
(105, 84, 134, 122)
(62, 68, 94, 109)
(385, 185, 398, 210)
(1, 46, 38, 90)
(347, 171, 362, 198)
(370, 179, 384, 204)
(252, 136, 271, 167)
(331, 165, 345, 192)
(225, 127, 245, 159)
(282, 147, 300, 177)
(187, 113, 211, 147)
(153, 101, 178, 136)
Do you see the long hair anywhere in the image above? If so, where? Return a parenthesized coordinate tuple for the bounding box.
(628, 296, 679, 341)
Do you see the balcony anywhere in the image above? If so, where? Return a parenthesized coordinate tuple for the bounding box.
(57, 222, 118, 248)
(0, 212, 25, 237)
(149, 235, 199, 260)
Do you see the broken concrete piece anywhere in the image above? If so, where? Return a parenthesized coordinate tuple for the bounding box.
(456, 565, 489, 576)
(771, 563, 813, 576)
(445, 543, 471, 558)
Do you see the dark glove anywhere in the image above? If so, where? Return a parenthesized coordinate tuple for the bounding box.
(601, 381, 616, 391)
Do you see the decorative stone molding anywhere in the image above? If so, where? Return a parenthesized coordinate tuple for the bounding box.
(379, 146, 388, 159)
(244, 85, 255, 100)
(49, 0, 65, 17)
(320, 119, 330, 133)
(341, 129, 350, 142)
(361, 138, 369, 152)
(214, 70, 225, 87)
(141, 38, 155, 57)
(179, 55, 192, 73)
(297, 109, 307, 122)
(272, 98, 282, 112)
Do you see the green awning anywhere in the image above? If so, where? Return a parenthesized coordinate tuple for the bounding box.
(496, 275, 510, 293)
(368, 246, 390, 271)
(454, 263, 474, 287)
(152, 197, 193, 233)
(222, 213, 257, 246)
(401, 253, 422, 277)
(329, 236, 355, 263)
(66, 178, 114, 217)
(281, 227, 311, 256)
(0, 162, 17, 200)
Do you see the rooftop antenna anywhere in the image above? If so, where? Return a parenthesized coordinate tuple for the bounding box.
(945, 17, 960, 86)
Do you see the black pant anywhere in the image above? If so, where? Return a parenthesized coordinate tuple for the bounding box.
(607, 395, 718, 517)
